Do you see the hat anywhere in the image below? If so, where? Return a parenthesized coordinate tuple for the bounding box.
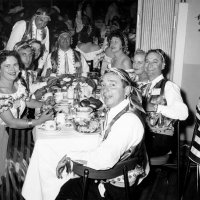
(35, 8, 51, 21)
(8, 6, 24, 14)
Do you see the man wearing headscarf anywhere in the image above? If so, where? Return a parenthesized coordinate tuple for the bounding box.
(42, 30, 89, 77)
(55, 68, 148, 200)
(6, 7, 51, 75)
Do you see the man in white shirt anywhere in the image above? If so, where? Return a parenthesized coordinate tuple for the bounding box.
(55, 68, 148, 200)
(6, 7, 51, 75)
(42, 30, 89, 77)
(144, 49, 188, 156)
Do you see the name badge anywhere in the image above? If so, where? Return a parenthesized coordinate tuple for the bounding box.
(151, 88, 161, 95)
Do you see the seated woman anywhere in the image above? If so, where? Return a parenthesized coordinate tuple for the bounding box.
(131, 49, 149, 95)
(0, 50, 54, 185)
(75, 25, 104, 74)
(107, 30, 132, 72)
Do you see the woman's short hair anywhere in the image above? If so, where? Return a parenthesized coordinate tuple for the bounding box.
(107, 29, 128, 54)
(0, 50, 22, 70)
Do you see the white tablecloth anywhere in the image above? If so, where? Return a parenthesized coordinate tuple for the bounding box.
(22, 125, 100, 200)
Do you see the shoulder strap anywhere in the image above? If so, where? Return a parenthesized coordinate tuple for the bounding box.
(103, 105, 144, 141)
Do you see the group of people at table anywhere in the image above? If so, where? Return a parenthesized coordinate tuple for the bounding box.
(0, 5, 189, 200)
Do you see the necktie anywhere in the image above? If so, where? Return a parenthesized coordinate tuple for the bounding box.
(65, 53, 69, 74)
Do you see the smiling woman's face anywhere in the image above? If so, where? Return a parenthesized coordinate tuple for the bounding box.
(0, 56, 20, 81)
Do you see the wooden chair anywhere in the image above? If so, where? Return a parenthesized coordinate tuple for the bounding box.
(73, 142, 147, 200)
(148, 121, 181, 200)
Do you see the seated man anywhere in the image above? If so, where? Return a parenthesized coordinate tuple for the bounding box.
(42, 30, 89, 77)
(144, 49, 188, 157)
(55, 68, 148, 200)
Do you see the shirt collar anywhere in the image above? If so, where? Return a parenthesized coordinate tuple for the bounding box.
(107, 99, 129, 123)
(150, 74, 164, 89)
(58, 48, 72, 55)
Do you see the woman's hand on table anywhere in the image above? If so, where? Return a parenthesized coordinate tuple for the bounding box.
(56, 155, 73, 179)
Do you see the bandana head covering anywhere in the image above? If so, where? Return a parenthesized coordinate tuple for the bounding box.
(105, 68, 145, 113)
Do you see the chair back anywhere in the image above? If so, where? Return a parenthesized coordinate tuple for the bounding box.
(73, 157, 139, 180)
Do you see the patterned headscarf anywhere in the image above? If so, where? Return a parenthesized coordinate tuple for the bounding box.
(106, 68, 145, 113)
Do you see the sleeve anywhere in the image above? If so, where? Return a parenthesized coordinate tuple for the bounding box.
(0, 96, 13, 114)
(157, 81, 188, 120)
(70, 113, 144, 170)
(6, 20, 26, 50)
(38, 28, 50, 70)
(81, 55, 89, 75)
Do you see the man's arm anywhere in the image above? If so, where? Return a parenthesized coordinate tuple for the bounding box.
(6, 20, 26, 50)
(69, 113, 144, 170)
(156, 81, 188, 120)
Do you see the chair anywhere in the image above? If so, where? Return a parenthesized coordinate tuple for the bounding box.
(73, 142, 147, 200)
(73, 158, 139, 200)
(148, 120, 181, 200)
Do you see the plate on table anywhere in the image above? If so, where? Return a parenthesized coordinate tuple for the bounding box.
(73, 119, 101, 134)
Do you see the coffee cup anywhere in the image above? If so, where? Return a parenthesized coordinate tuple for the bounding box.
(54, 92, 63, 103)
(42, 92, 53, 101)
(55, 113, 66, 126)
(41, 120, 57, 131)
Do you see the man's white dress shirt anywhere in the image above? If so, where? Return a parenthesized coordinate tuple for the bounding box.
(69, 99, 144, 170)
(149, 74, 188, 120)
(42, 48, 89, 77)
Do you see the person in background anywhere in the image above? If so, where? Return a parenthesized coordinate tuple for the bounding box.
(27, 39, 44, 71)
(75, 1, 92, 34)
(131, 49, 149, 93)
(108, 30, 132, 71)
(0, 50, 53, 185)
(14, 41, 47, 95)
(75, 25, 103, 73)
(14, 41, 57, 101)
(55, 68, 148, 200)
(6, 7, 51, 76)
(105, 1, 120, 26)
(144, 49, 188, 157)
(42, 30, 89, 77)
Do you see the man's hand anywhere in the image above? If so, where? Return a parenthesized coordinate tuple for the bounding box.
(56, 155, 73, 179)
(34, 87, 46, 100)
